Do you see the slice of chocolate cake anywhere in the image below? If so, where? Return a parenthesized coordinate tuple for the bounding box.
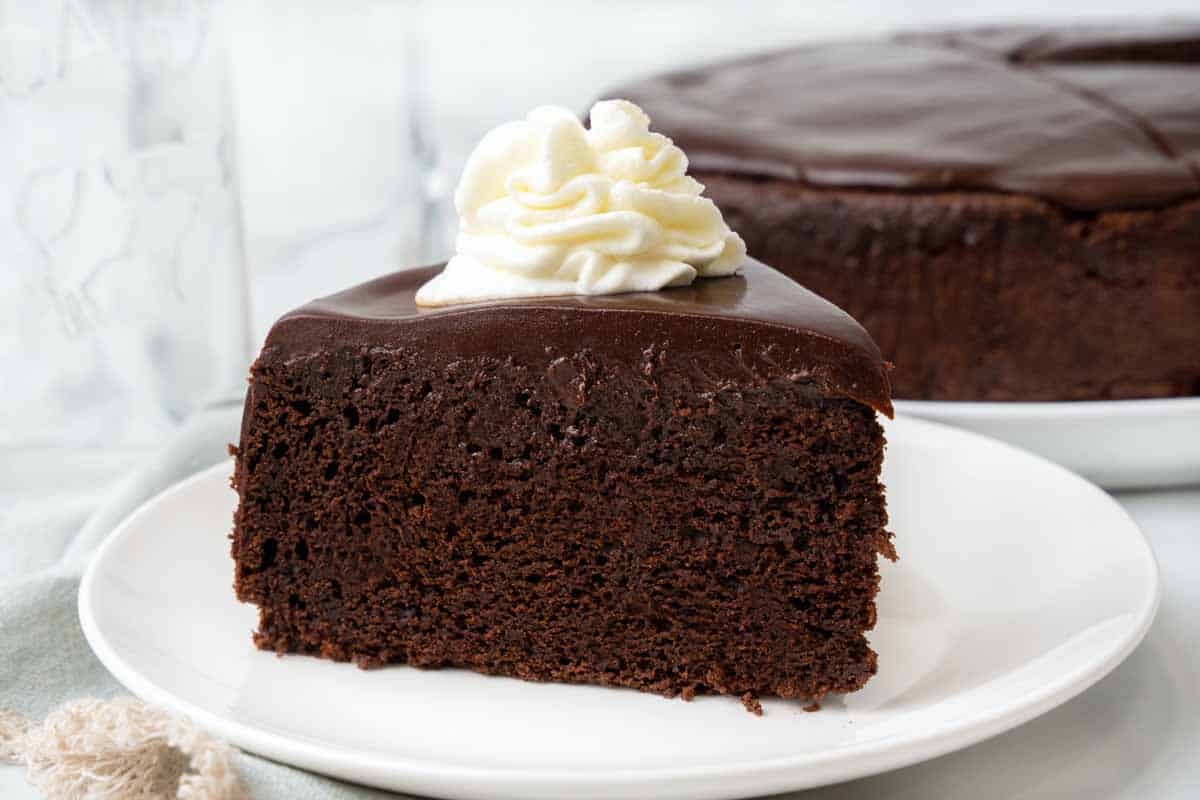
(232, 101, 894, 708)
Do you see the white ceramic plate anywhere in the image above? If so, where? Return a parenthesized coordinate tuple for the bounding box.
(895, 397, 1200, 490)
(79, 417, 1159, 800)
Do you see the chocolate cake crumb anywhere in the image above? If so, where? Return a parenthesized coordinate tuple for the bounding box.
(742, 693, 764, 716)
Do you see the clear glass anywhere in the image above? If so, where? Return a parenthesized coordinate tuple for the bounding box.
(0, 0, 249, 451)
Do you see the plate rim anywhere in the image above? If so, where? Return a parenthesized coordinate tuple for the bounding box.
(895, 395, 1200, 420)
(78, 415, 1162, 796)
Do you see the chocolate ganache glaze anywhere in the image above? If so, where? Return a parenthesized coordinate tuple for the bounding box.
(613, 22, 1200, 211)
(261, 258, 893, 417)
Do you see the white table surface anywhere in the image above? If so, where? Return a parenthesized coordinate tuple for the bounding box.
(4, 488, 1196, 798)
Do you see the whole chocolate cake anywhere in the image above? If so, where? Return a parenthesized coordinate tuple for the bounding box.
(614, 23, 1200, 401)
(232, 101, 895, 710)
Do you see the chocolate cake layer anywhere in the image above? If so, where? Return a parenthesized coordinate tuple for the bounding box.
(614, 23, 1200, 400)
(232, 259, 894, 705)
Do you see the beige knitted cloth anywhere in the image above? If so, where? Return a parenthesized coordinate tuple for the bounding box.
(0, 697, 244, 799)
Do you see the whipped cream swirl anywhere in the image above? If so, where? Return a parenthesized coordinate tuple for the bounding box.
(415, 100, 746, 307)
